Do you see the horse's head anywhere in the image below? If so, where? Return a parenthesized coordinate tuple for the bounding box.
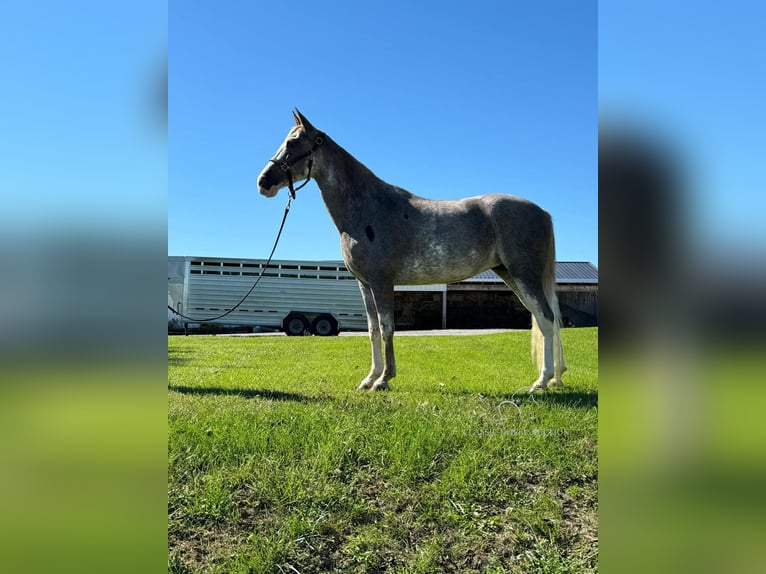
(257, 109, 324, 198)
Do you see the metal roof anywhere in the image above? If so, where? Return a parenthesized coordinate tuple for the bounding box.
(461, 262, 598, 284)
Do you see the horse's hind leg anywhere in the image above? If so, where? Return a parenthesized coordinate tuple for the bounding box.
(357, 281, 383, 390)
(493, 266, 557, 391)
(521, 288, 557, 391)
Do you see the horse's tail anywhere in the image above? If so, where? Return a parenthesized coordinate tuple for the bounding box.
(531, 220, 567, 384)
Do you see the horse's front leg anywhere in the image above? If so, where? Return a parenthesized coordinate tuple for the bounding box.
(357, 282, 383, 390)
(369, 285, 396, 391)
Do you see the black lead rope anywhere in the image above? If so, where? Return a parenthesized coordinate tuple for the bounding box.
(167, 196, 293, 323)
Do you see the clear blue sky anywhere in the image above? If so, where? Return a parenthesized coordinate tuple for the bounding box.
(1, 1, 166, 234)
(599, 1, 766, 260)
(2, 2, 763, 273)
(168, 1, 598, 265)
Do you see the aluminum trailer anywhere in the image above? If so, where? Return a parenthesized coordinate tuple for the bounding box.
(169, 256, 368, 335)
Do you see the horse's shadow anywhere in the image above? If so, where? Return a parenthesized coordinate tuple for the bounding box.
(496, 388, 598, 409)
(444, 387, 598, 408)
(168, 384, 324, 403)
(167, 349, 193, 366)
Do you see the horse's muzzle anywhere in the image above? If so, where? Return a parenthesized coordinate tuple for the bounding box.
(257, 172, 280, 197)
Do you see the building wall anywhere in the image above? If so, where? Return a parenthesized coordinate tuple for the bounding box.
(446, 291, 532, 329)
(557, 288, 598, 327)
(444, 283, 598, 329)
(393, 285, 598, 330)
(394, 292, 443, 330)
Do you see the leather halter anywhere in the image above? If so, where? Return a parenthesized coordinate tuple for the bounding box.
(269, 133, 325, 199)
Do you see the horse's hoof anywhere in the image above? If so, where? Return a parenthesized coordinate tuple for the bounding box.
(357, 381, 373, 391)
(370, 381, 390, 391)
(548, 379, 565, 389)
(529, 382, 548, 393)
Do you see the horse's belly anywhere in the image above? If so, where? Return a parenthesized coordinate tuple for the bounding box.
(395, 246, 500, 286)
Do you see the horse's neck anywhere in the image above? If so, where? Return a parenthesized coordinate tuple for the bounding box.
(313, 139, 385, 232)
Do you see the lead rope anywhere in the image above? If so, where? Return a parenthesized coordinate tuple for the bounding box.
(167, 196, 293, 323)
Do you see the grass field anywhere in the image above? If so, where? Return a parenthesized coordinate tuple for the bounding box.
(168, 328, 597, 573)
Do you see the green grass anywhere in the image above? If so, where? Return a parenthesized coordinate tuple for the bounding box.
(168, 328, 597, 573)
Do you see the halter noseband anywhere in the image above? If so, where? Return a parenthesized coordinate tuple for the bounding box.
(269, 133, 325, 199)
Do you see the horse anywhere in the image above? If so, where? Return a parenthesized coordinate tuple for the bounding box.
(257, 110, 566, 392)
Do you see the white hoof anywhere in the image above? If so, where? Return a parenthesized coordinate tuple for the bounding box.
(548, 378, 565, 389)
(357, 370, 383, 390)
(529, 381, 549, 392)
(357, 378, 374, 391)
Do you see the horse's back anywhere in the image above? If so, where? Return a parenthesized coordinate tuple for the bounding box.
(479, 193, 551, 218)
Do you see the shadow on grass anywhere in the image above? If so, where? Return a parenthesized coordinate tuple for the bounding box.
(168, 349, 194, 366)
(443, 387, 598, 408)
(496, 389, 598, 408)
(168, 384, 324, 403)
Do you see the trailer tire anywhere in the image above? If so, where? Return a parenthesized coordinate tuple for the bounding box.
(311, 314, 339, 336)
(283, 313, 309, 336)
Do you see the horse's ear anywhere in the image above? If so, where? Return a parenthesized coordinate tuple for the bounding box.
(293, 109, 315, 131)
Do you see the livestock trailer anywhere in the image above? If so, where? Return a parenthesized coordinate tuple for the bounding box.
(168, 256, 369, 335)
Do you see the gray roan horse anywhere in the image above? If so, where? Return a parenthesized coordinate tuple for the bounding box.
(257, 110, 566, 392)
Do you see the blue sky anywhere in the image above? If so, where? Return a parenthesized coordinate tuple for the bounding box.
(2, 1, 763, 274)
(599, 0, 766, 260)
(1, 1, 167, 233)
(169, 1, 598, 265)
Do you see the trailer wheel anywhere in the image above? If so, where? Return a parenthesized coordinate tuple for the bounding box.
(283, 313, 309, 336)
(311, 314, 339, 336)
